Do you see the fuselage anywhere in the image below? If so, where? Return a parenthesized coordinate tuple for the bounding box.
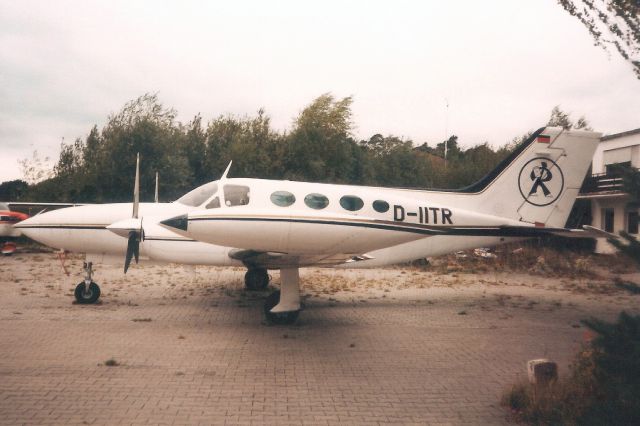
(163, 177, 527, 266)
(15, 177, 517, 269)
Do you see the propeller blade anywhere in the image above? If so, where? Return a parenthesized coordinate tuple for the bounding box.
(154, 172, 159, 203)
(124, 230, 139, 274)
(132, 153, 140, 219)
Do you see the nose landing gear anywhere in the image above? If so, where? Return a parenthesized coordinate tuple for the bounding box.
(74, 261, 101, 304)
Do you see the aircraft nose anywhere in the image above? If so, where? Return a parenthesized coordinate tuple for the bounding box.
(160, 214, 189, 231)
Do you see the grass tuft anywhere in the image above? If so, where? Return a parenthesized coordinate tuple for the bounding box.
(104, 358, 120, 367)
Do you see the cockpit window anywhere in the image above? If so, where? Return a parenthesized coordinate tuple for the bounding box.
(270, 191, 296, 207)
(176, 182, 218, 207)
(340, 195, 364, 211)
(206, 196, 220, 209)
(304, 193, 329, 210)
(224, 185, 250, 207)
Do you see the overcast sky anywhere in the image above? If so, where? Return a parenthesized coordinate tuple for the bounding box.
(1, 0, 639, 183)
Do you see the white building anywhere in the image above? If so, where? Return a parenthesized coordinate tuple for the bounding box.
(577, 128, 639, 253)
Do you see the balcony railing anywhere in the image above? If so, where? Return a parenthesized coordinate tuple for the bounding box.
(580, 172, 625, 195)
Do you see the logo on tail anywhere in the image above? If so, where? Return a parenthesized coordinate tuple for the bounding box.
(518, 157, 564, 206)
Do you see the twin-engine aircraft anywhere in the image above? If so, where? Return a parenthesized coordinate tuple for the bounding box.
(16, 127, 605, 323)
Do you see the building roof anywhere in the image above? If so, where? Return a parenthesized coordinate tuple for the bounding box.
(601, 127, 640, 142)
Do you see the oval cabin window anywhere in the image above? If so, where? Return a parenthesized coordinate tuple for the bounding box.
(372, 200, 390, 213)
(304, 193, 329, 210)
(271, 191, 296, 207)
(340, 195, 364, 211)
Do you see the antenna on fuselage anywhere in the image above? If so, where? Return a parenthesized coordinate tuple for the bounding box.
(219, 160, 232, 208)
(154, 172, 159, 203)
(221, 161, 232, 179)
(444, 98, 449, 168)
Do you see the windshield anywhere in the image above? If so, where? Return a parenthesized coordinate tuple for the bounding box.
(176, 181, 219, 207)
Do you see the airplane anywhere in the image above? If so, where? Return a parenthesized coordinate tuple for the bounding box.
(0, 203, 28, 255)
(16, 127, 606, 324)
(0, 202, 83, 255)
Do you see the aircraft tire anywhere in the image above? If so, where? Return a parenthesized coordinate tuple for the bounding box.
(74, 282, 101, 304)
(245, 268, 269, 291)
(263, 291, 299, 325)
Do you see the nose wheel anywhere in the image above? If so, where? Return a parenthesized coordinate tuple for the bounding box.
(74, 261, 101, 304)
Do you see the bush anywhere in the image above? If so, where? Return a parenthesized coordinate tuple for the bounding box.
(503, 312, 640, 425)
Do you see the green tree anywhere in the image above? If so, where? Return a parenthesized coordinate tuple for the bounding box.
(286, 94, 358, 183)
(547, 105, 592, 130)
(558, 0, 640, 79)
(0, 180, 28, 201)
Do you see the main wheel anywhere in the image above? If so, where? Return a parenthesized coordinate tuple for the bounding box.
(263, 290, 299, 325)
(245, 268, 269, 291)
(74, 282, 101, 304)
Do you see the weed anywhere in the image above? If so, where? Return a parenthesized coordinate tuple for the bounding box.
(104, 358, 120, 367)
(131, 318, 152, 322)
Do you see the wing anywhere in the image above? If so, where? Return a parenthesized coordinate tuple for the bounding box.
(8, 202, 85, 216)
(431, 224, 615, 239)
(228, 248, 374, 269)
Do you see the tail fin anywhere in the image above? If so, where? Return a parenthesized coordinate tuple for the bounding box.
(471, 127, 600, 227)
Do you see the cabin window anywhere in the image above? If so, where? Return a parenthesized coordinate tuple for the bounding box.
(176, 182, 218, 207)
(206, 196, 220, 209)
(304, 193, 329, 210)
(372, 200, 390, 213)
(340, 195, 364, 211)
(224, 185, 250, 207)
(271, 191, 296, 207)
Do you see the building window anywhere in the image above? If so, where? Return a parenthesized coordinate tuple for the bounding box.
(602, 208, 614, 233)
(339, 195, 364, 211)
(628, 211, 639, 234)
(271, 191, 296, 207)
(372, 200, 390, 213)
(304, 193, 329, 210)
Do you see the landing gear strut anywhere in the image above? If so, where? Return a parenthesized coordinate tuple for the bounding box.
(74, 261, 101, 304)
(244, 268, 269, 291)
(264, 268, 300, 325)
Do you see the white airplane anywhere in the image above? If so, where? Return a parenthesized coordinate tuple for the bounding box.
(16, 127, 606, 324)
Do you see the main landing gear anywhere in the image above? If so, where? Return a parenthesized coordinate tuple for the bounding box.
(74, 261, 101, 304)
(244, 268, 270, 291)
(263, 268, 301, 325)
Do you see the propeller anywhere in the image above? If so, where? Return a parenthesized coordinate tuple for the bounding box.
(124, 153, 144, 274)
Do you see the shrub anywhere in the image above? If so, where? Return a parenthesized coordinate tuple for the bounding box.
(502, 312, 640, 424)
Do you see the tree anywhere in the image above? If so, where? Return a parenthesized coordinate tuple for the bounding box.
(558, 0, 640, 78)
(18, 150, 54, 185)
(286, 94, 358, 183)
(0, 180, 28, 201)
(547, 105, 592, 130)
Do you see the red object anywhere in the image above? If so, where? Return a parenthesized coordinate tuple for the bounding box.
(2, 241, 17, 255)
(537, 135, 551, 144)
(0, 210, 29, 224)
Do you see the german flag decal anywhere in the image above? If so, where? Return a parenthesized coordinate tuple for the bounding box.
(537, 135, 551, 144)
